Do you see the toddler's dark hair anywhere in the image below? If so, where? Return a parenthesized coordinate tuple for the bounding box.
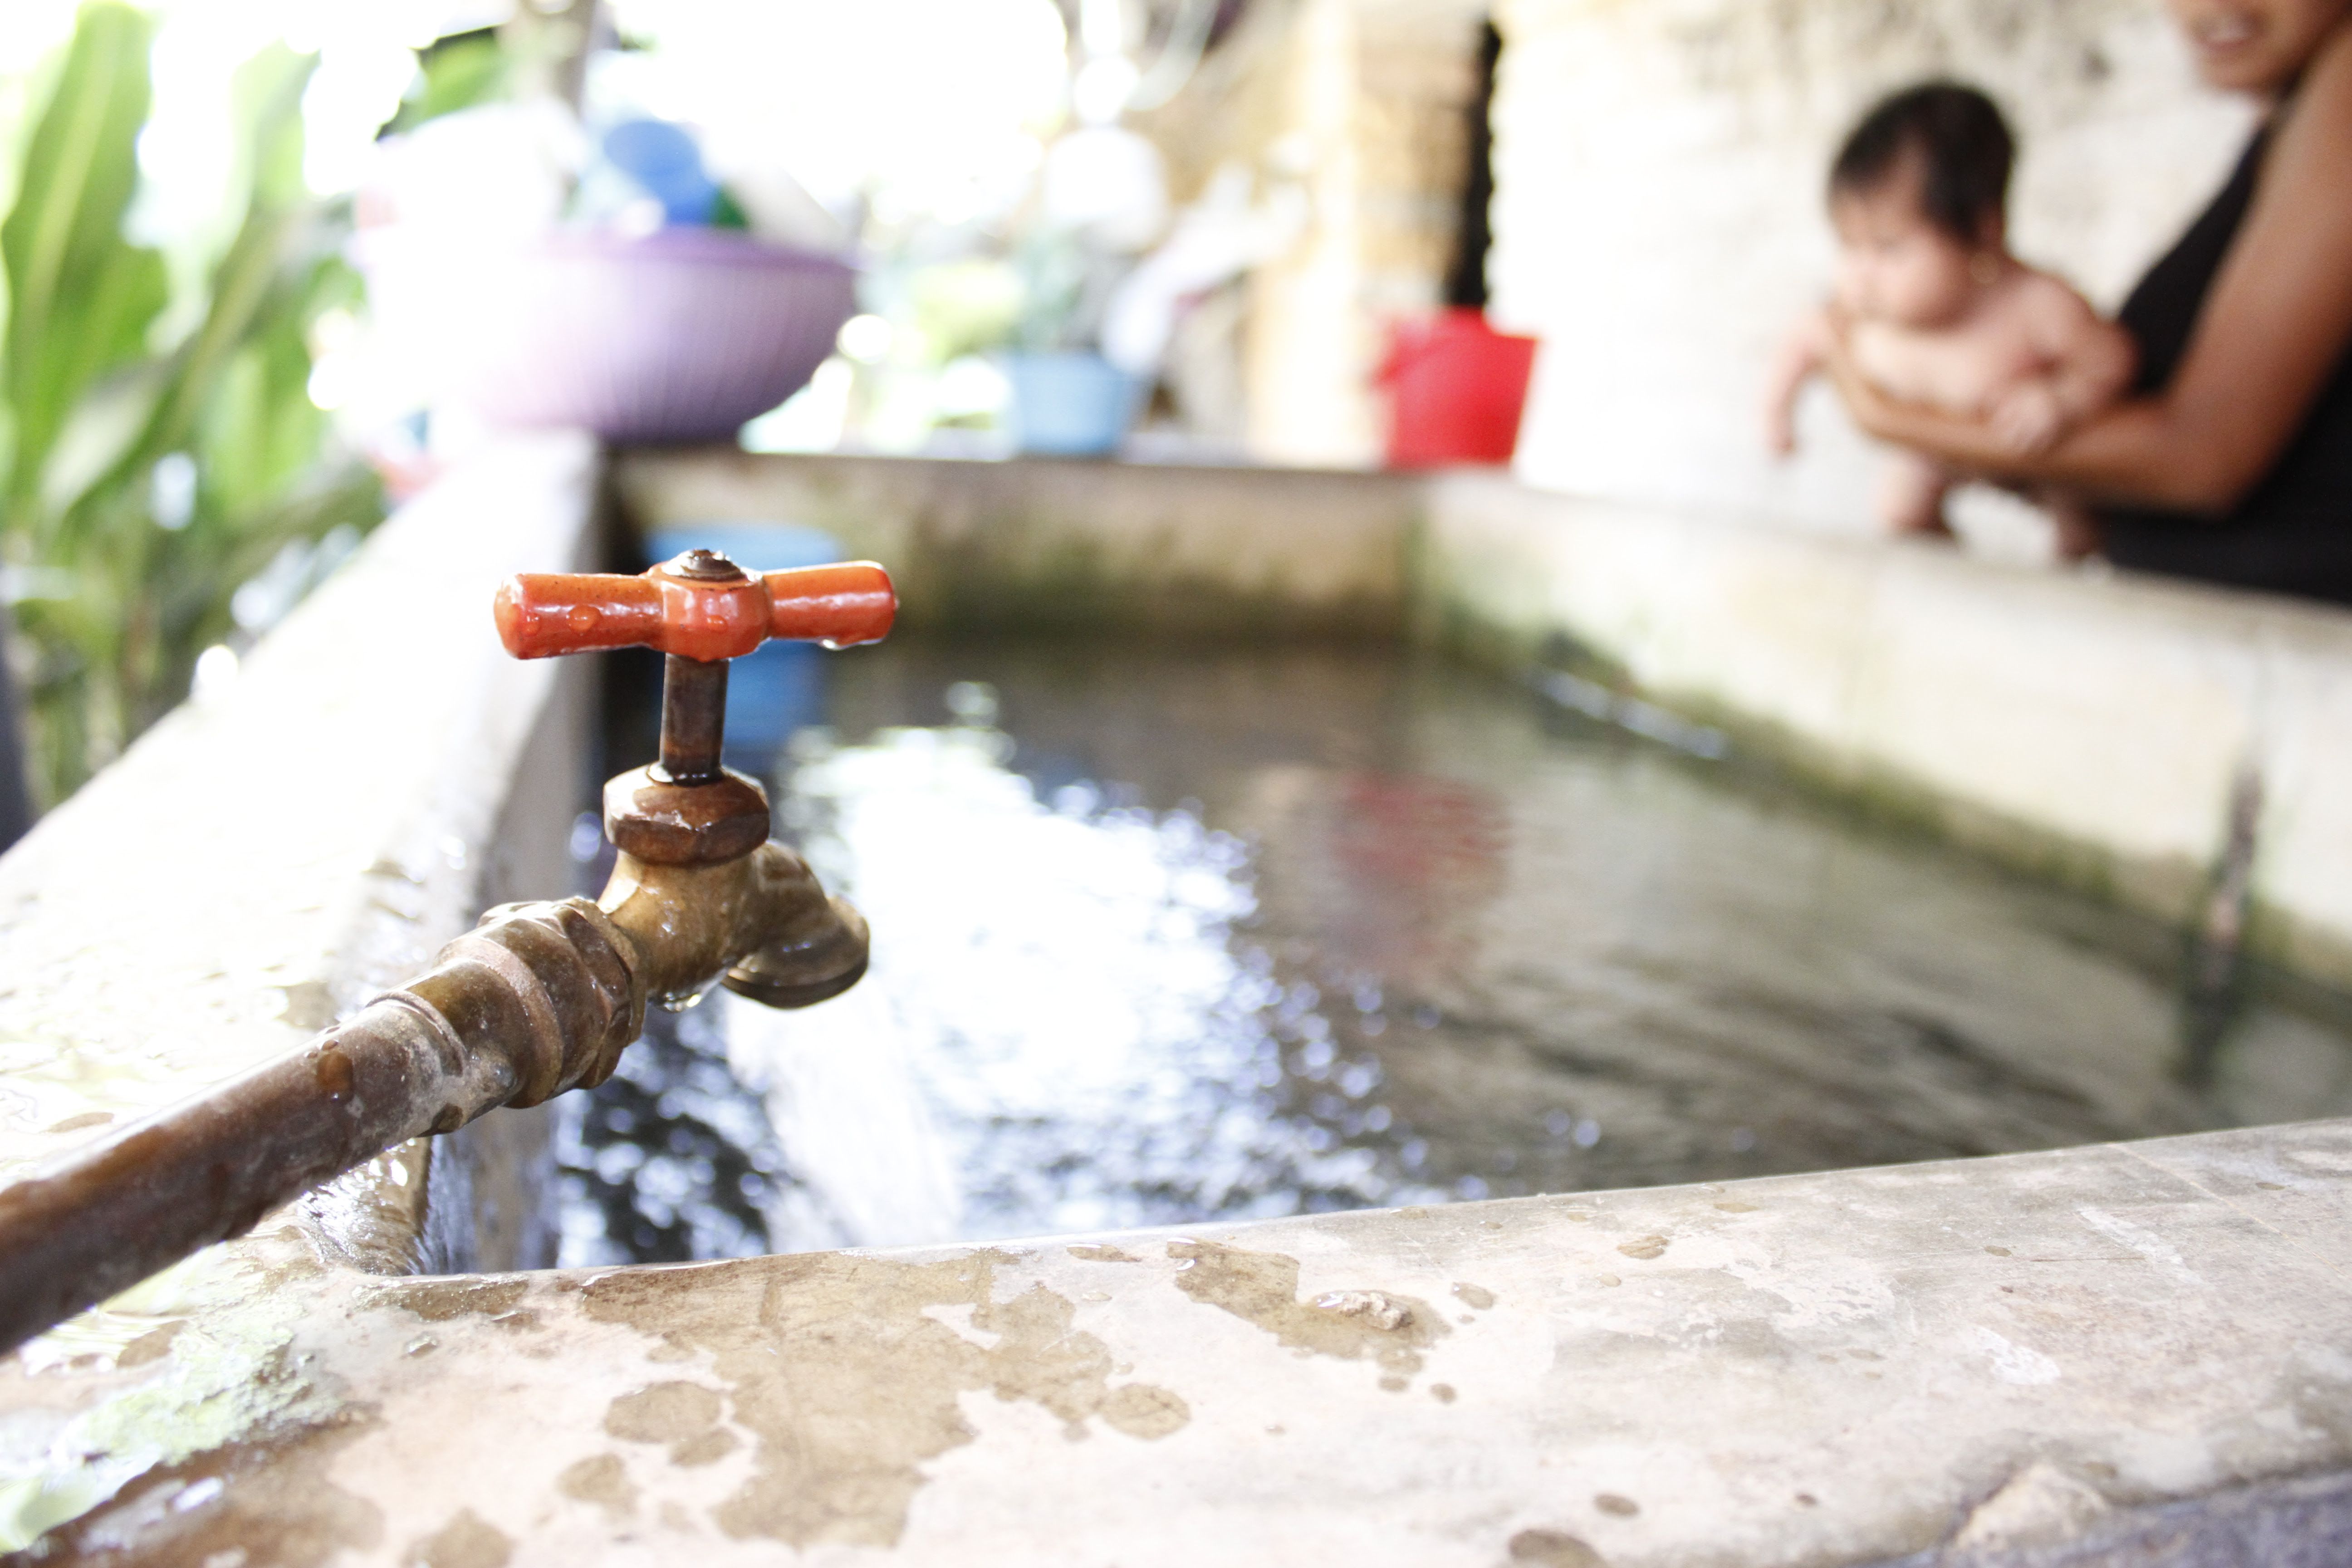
(1830, 83, 2014, 243)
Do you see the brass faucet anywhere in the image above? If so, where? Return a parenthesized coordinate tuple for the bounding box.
(0, 550, 893, 1354)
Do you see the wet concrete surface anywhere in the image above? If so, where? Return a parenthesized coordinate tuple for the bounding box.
(14, 1119, 2352, 1564)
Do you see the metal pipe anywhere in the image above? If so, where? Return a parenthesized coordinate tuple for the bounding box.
(0, 1001, 497, 1355)
(0, 845, 866, 1355)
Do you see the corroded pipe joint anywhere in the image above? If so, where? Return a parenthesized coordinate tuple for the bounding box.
(399, 897, 643, 1112)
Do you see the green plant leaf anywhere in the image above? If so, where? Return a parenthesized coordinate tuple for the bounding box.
(0, 3, 165, 522)
(0, 15, 386, 809)
(382, 33, 510, 138)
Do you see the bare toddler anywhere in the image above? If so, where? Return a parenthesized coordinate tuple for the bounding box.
(1764, 83, 2134, 553)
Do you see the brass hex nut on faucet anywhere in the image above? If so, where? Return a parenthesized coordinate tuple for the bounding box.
(603, 766, 771, 865)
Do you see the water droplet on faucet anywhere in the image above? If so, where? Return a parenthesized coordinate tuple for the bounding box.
(657, 984, 715, 1014)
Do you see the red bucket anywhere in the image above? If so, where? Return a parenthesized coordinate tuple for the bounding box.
(1377, 308, 1538, 469)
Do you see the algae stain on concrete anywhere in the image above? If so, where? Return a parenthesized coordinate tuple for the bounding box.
(3, 1242, 370, 1562)
(579, 1249, 1190, 1549)
(24, 1409, 386, 1568)
(1165, 1240, 1447, 1382)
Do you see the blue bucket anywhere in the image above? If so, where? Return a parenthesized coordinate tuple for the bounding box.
(1004, 352, 1142, 457)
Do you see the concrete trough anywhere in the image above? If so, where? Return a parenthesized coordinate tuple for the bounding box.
(4, 440, 2350, 1563)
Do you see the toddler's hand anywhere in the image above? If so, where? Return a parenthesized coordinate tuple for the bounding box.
(1989, 382, 2066, 455)
(1764, 410, 1797, 457)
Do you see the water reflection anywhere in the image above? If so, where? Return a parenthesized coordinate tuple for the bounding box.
(557, 638, 2352, 1264)
(554, 997, 788, 1265)
(757, 715, 1449, 1247)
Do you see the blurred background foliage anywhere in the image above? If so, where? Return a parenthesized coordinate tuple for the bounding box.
(0, 2, 382, 811)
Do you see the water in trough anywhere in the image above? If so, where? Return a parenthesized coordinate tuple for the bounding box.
(555, 637, 2352, 1265)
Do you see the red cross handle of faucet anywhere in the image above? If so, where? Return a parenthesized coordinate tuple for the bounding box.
(494, 549, 896, 663)
(495, 549, 895, 813)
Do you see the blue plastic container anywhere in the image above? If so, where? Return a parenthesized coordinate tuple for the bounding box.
(645, 523, 843, 761)
(1004, 352, 1142, 457)
(602, 119, 721, 227)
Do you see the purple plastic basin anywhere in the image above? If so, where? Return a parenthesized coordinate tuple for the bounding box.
(454, 230, 857, 446)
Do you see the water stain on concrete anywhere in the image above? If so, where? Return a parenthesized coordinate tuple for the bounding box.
(579, 1249, 1189, 1549)
(369, 1279, 529, 1324)
(1452, 1282, 1497, 1310)
(1164, 1240, 1446, 1382)
(672, 1429, 739, 1467)
(604, 1382, 734, 1466)
(277, 980, 340, 1033)
(605, 1382, 721, 1442)
(1507, 1526, 1607, 1566)
(556, 1454, 637, 1519)
(1066, 1244, 1137, 1263)
(1616, 1236, 1669, 1261)
(401, 1507, 511, 1568)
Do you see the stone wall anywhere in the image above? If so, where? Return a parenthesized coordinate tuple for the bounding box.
(1134, 0, 1488, 466)
(614, 448, 1416, 636)
(1487, 0, 2257, 549)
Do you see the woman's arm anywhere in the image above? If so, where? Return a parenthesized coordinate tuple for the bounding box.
(1828, 20, 2352, 514)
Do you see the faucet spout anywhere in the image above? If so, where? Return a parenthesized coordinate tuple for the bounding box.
(594, 840, 870, 1010)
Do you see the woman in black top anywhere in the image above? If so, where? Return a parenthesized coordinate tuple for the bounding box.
(1825, 0, 2352, 605)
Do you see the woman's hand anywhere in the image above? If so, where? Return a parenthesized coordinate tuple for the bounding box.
(1988, 382, 2068, 455)
(1817, 310, 2009, 480)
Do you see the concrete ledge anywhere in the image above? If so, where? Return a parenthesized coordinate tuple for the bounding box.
(0, 435, 597, 1544)
(1417, 473, 2352, 986)
(15, 1118, 2352, 1564)
(612, 448, 1416, 638)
